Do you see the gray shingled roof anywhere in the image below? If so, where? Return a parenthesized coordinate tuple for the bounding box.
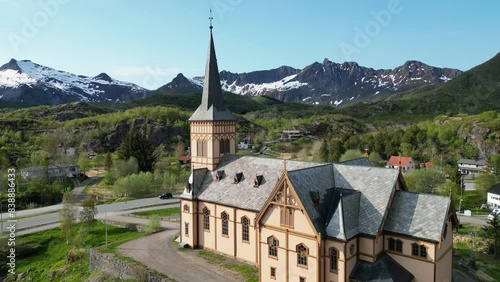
(384, 191, 451, 242)
(325, 191, 360, 240)
(350, 253, 414, 282)
(339, 157, 372, 167)
(333, 164, 400, 236)
(487, 183, 500, 195)
(189, 29, 235, 121)
(193, 155, 322, 211)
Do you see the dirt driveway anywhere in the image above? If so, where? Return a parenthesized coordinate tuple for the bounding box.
(116, 223, 244, 282)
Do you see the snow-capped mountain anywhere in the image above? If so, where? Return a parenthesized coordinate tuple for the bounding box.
(161, 59, 462, 106)
(0, 59, 150, 105)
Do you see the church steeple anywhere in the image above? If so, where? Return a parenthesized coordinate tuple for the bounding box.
(189, 18, 234, 121)
(189, 16, 236, 171)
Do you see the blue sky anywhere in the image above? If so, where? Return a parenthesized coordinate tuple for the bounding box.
(0, 0, 499, 90)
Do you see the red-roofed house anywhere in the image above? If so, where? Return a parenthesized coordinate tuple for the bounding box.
(178, 156, 191, 165)
(385, 156, 415, 173)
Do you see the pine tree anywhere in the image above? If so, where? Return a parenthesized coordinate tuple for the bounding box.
(117, 129, 159, 172)
(483, 213, 500, 258)
(104, 152, 112, 171)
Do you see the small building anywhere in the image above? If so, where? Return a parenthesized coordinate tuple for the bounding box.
(178, 156, 191, 165)
(280, 130, 301, 141)
(238, 141, 249, 150)
(458, 158, 486, 175)
(487, 183, 500, 209)
(20, 164, 80, 181)
(385, 156, 415, 173)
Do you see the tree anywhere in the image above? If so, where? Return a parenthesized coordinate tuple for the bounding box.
(368, 151, 383, 167)
(117, 129, 159, 172)
(78, 153, 91, 174)
(488, 154, 500, 176)
(404, 168, 446, 194)
(339, 150, 364, 162)
(60, 192, 77, 245)
(475, 173, 499, 202)
(104, 152, 113, 171)
(80, 197, 98, 232)
(482, 213, 500, 258)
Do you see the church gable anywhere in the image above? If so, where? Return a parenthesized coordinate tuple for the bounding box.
(257, 172, 318, 236)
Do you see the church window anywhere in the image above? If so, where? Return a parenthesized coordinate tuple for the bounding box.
(242, 216, 249, 242)
(203, 207, 210, 231)
(221, 212, 229, 236)
(330, 248, 338, 271)
(297, 244, 308, 267)
(268, 236, 278, 258)
(183, 204, 190, 212)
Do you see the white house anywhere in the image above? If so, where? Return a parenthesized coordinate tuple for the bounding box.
(458, 158, 486, 175)
(20, 164, 80, 180)
(385, 156, 415, 173)
(487, 184, 500, 209)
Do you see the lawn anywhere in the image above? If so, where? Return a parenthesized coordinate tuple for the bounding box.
(133, 207, 180, 217)
(460, 190, 486, 211)
(453, 224, 500, 281)
(198, 249, 258, 282)
(1, 221, 144, 282)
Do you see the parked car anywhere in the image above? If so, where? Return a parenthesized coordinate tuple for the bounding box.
(159, 192, 173, 199)
(487, 208, 500, 221)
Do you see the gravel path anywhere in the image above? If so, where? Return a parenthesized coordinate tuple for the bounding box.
(115, 219, 244, 282)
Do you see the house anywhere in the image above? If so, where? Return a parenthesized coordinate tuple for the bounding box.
(180, 23, 458, 282)
(487, 183, 500, 209)
(178, 156, 191, 165)
(20, 164, 79, 180)
(280, 130, 302, 141)
(457, 158, 486, 175)
(385, 156, 415, 173)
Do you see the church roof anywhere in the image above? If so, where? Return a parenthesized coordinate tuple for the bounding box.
(186, 155, 322, 211)
(350, 253, 415, 282)
(384, 191, 451, 242)
(189, 28, 235, 121)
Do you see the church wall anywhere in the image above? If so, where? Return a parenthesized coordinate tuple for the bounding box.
(215, 205, 236, 257)
(180, 199, 195, 247)
(345, 237, 358, 279)
(235, 209, 258, 264)
(259, 227, 287, 282)
(198, 202, 216, 249)
(324, 239, 346, 282)
(435, 221, 452, 259)
(435, 247, 453, 282)
(374, 233, 384, 257)
(387, 253, 435, 282)
(292, 207, 315, 235)
(358, 236, 375, 262)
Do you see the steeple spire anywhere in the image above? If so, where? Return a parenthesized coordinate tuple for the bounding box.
(189, 13, 234, 121)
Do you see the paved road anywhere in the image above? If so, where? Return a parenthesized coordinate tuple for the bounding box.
(0, 196, 180, 233)
(116, 221, 243, 282)
(458, 214, 488, 226)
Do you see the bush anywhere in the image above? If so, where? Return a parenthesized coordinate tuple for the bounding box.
(145, 215, 161, 234)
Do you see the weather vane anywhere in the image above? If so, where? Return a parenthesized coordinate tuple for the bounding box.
(209, 9, 213, 29)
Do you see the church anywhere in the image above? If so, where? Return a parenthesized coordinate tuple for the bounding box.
(179, 22, 458, 282)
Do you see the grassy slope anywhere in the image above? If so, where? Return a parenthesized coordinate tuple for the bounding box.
(8, 222, 144, 282)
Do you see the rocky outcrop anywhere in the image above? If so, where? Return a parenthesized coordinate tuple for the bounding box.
(457, 122, 499, 159)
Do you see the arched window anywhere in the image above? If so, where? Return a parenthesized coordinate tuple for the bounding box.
(183, 204, 190, 213)
(297, 244, 308, 267)
(396, 240, 403, 252)
(412, 243, 427, 258)
(242, 216, 249, 242)
(220, 139, 230, 154)
(268, 236, 278, 257)
(203, 207, 210, 230)
(330, 248, 338, 271)
(221, 212, 229, 236)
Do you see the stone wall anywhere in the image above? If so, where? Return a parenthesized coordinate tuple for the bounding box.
(98, 219, 146, 232)
(89, 249, 169, 282)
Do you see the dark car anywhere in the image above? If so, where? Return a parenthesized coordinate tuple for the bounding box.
(159, 192, 173, 199)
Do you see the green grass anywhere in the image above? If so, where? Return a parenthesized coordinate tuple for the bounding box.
(2, 221, 144, 281)
(461, 190, 485, 211)
(198, 249, 258, 282)
(133, 207, 180, 217)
